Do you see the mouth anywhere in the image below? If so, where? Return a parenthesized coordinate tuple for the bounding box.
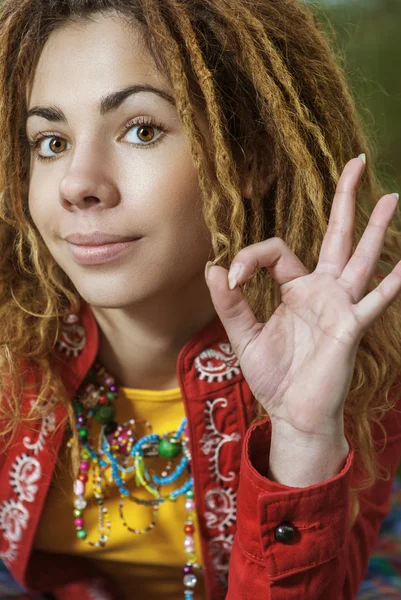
(67, 238, 142, 266)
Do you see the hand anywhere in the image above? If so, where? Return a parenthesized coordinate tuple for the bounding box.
(205, 156, 401, 440)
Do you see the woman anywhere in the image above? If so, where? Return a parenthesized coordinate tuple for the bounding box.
(0, 0, 400, 598)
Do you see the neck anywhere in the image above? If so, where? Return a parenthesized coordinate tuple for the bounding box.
(89, 281, 217, 391)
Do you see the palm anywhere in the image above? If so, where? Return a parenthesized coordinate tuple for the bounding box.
(206, 157, 401, 435)
(240, 272, 362, 431)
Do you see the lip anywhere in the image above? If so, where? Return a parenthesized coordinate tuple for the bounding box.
(65, 231, 139, 246)
(67, 238, 142, 266)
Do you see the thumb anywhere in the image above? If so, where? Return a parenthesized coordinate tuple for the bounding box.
(205, 261, 261, 359)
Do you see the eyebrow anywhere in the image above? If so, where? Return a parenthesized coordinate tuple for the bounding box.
(26, 84, 176, 124)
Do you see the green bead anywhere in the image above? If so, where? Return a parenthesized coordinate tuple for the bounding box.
(94, 405, 116, 424)
(77, 529, 87, 539)
(73, 509, 82, 517)
(158, 438, 181, 459)
(79, 428, 88, 438)
(186, 490, 195, 499)
(80, 448, 90, 459)
(106, 392, 115, 400)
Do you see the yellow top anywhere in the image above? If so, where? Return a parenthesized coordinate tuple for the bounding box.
(33, 385, 205, 600)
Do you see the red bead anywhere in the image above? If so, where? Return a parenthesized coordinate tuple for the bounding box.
(184, 524, 195, 535)
(79, 473, 88, 483)
(98, 395, 109, 406)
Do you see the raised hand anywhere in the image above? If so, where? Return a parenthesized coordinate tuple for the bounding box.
(205, 156, 400, 453)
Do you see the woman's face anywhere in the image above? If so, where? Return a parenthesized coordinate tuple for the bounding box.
(26, 12, 214, 308)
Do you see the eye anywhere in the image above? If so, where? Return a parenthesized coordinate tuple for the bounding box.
(29, 135, 70, 161)
(122, 116, 166, 147)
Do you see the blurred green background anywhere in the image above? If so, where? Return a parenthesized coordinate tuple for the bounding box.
(309, 0, 401, 192)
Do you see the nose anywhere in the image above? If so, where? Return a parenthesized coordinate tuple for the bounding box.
(59, 148, 120, 211)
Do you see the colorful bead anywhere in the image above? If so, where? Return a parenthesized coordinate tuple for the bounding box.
(72, 362, 197, 596)
(158, 437, 181, 459)
(98, 395, 109, 406)
(95, 404, 116, 424)
(77, 529, 87, 539)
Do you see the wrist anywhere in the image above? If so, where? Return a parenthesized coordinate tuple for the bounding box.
(268, 419, 349, 487)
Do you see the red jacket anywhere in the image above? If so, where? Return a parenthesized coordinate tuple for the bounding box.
(0, 300, 401, 600)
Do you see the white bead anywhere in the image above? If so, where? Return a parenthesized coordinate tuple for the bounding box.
(185, 499, 195, 511)
(183, 574, 197, 588)
(74, 480, 85, 496)
(184, 536, 195, 552)
(74, 496, 87, 510)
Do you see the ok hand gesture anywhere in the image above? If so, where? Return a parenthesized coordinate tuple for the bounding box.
(205, 157, 400, 446)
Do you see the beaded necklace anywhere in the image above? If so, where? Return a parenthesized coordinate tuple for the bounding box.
(68, 360, 201, 599)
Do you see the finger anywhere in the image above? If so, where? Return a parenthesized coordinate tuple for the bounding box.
(340, 193, 398, 302)
(205, 262, 262, 360)
(316, 156, 365, 276)
(204, 238, 308, 359)
(227, 237, 308, 290)
(353, 261, 401, 329)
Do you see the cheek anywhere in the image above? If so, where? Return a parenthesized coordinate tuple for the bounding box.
(28, 185, 54, 241)
(137, 144, 202, 221)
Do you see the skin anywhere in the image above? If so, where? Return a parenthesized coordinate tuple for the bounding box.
(25, 12, 250, 390)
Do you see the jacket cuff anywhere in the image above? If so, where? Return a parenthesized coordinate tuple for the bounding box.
(236, 417, 354, 580)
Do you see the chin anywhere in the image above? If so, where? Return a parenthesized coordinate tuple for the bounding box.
(67, 273, 153, 310)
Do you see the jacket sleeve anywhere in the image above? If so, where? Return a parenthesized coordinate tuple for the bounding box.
(227, 389, 401, 600)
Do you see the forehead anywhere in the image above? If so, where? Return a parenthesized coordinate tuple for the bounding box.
(26, 13, 170, 108)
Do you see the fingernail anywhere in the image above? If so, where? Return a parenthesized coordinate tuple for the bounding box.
(392, 192, 399, 201)
(358, 153, 366, 165)
(228, 263, 243, 290)
(205, 261, 214, 281)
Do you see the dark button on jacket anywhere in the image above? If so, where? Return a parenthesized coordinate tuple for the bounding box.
(274, 522, 296, 543)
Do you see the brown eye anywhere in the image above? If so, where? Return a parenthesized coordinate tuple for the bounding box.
(136, 126, 155, 143)
(49, 138, 67, 154)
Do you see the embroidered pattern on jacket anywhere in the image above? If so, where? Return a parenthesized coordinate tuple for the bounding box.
(194, 341, 242, 592)
(0, 500, 29, 561)
(209, 533, 235, 588)
(55, 313, 86, 357)
(22, 412, 56, 455)
(194, 343, 240, 383)
(204, 488, 237, 531)
(9, 455, 41, 503)
(0, 395, 59, 564)
(200, 398, 241, 483)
